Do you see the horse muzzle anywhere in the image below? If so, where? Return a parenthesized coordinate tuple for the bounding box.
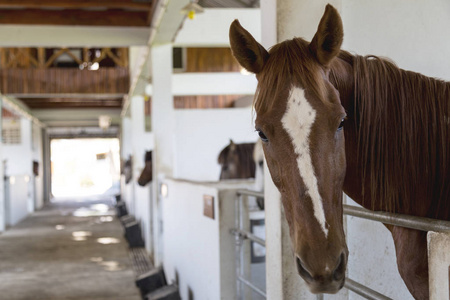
(295, 251, 347, 294)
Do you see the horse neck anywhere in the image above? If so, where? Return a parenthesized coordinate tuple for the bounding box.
(330, 53, 450, 218)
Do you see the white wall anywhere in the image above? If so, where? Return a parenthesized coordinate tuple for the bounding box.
(174, 8, 261, 46)
(2, 118, 33, 176)
(1, 118, 34, 226)
(173, 73, 257, 96)
(173, 107, 257, 181)
(7, 176, 30, 226)
(162, 179, 255, 300)
(0, 102, 3, 232)
(120, 116, 134, 212)
(428, 232, 450, 300)
(345, 198, 412, 299)
(32, 123, 44, 210)
(342, 0, 450, 80)
(130, 95, 155, 252)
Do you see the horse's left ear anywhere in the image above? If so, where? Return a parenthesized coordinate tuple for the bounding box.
(229, 139, 236, 151)
(309, 4, 343, 67)
(229, 20, 269, 74)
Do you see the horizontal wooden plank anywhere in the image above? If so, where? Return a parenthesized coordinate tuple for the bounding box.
(185, 47, 241, 72)
(0, 9, 149, 26)
(21, 98, 123, 109)
(0, 67, 129, 94)
(174, 95, 244, 109)
(0, 0, 152, 11)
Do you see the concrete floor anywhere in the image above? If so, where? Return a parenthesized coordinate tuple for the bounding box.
(0, 197, 141, 300)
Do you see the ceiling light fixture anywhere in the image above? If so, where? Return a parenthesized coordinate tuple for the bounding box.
(181, 1, 204, 20)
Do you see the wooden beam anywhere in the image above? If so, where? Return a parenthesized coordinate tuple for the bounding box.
(0, 0, 152, 11)
(21, 98, 123, 109)
(0, 9, 149, 27)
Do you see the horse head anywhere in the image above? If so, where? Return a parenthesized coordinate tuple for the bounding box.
(230, 5, 348, 294)
(138, 151, 152, 187)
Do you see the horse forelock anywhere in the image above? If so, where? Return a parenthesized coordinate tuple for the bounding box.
(254, 38, 328, 116)
(351, 55, 450, 219)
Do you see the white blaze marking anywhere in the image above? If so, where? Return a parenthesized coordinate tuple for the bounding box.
(281, 87, 328, 237)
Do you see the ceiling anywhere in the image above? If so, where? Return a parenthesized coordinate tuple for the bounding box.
(0, 0, 258, 128)
(0, 0, 153, 127)
(0, 0, 154, 27)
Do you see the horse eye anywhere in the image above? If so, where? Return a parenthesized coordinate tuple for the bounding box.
(338, 118, 345, 131)
(257, 130, 269, 142)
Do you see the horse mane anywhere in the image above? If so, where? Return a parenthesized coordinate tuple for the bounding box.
(340, 53, 450, 219)
(254, 38, 328, 115)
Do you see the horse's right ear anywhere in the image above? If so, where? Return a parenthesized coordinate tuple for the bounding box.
(229, 20, 269, 74)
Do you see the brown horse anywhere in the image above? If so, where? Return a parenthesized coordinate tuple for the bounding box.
(230, 5, 449, 299)
(218, 140, 265, 210)
(218, 140, 256, 180)
(137, 151, 152, 187)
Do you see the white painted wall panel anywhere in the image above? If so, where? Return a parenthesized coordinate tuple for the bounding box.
(173, 108, 257, 181)
(342, 0, 450, 80)
(174, 8, 261, 46)
(8, 176, 29, 226)
(172, 73, 257, 96)
(2, 118, 33, 176)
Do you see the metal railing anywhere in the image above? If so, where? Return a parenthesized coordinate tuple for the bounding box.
(232, 190, 266, 299)
(230, 189, 450, 300)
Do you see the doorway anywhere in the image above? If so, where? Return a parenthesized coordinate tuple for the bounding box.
(50, 138, 120, 200)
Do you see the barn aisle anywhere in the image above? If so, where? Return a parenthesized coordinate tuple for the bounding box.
(0, 197, 141, 300)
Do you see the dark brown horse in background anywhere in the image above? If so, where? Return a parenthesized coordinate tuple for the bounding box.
(218, 140, 265, 210)
(230, 4, 448, 299)
(218, 140, 256, 180)
(138, 151, 152, 186)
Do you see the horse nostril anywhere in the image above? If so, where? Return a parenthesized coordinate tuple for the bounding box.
(258, 160, 264, 168)
(296, 256, 314, 282)
(332, 252, 346, 281)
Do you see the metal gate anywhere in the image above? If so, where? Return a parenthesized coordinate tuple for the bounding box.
(231, 189, 450, 300)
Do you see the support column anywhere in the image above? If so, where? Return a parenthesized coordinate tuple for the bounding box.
(263, 1, 343, 299)
(151, 43, 175, 267)
(120, 115, 135, 215)
(130, 94, 154, 254)
(428, 232, 450, 300)
(0, 98, 4, 232)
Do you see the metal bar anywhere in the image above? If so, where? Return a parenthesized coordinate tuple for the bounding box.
(230, 228, 266, 247)
(237, 276, 267, 298)
(238, 193, 246, 299)
(234, 194, 242, 300)
(235, 190, 450, 233)
(236, 189, 264, 198)
(344, 278, 393, 300)
(343, 205, 450, 233)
